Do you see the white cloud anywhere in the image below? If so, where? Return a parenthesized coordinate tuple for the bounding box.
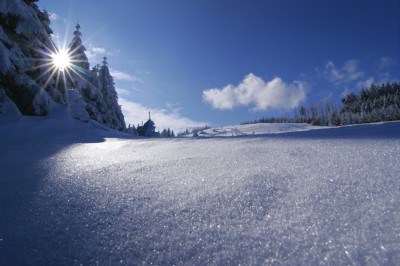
(202, 73, 307, 111)
(341, 87, 352, 98)
(119, 98, 207, 133)
(86, 45, 107, 60)
(92, 47, 106, 54)
(110, 69, 140, 82)
(324, 60, 364, 83)
(324, 61, 343, 81)
(379, 56, 395, 70)
(115, 87, 130, 96)
(48, 12, 58, 21)
(356, 77, 374, 89)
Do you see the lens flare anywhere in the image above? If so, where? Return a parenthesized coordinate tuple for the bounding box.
(51, 49, 71, 71)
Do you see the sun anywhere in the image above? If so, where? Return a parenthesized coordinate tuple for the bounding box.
(51, 48, 71, 71)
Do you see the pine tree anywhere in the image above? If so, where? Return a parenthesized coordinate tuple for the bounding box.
(299, 106, 307, 123)
(29, 4, 65, 105)
(0, 0, 63, 115)
(98, 57, 126, 130)
(126, 124, 138, 135)
(68, 23, 90, 72)
(340, 82, 400, 124)
(67, 24, 109, 125)
(161, 129, 168, 138)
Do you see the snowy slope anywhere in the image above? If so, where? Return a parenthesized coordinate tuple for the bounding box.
(0, 107, 131, 145)
(1, 116, 400, 265)
(198, 123, 329, 137)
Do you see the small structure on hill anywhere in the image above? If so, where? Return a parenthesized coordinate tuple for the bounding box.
(137, 111, 157, 137)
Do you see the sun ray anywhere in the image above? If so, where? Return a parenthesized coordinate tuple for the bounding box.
(27, 20, 109, 97)
(42, 67, 59, 89)
(51, 48, 71, 71)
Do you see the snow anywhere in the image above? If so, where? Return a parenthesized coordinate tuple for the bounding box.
(67, 89, 90, 122)
(198, 123, 329, 137)
(0, 0, 47, 38)
(0, 115, 399, 265)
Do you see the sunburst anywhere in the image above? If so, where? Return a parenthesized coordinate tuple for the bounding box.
(51, 48, 71, 72)
(31, 42, 89, 94)
(28, 23, 101, 96)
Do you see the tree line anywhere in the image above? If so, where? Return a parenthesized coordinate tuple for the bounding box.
(126, 123, 176, 138)
(242, 82, 400, 126)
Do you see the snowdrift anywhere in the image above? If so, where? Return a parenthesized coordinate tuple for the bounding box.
(1, 116, 399, 265)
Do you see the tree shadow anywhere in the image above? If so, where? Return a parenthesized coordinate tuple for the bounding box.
(0, 116, 134, 265)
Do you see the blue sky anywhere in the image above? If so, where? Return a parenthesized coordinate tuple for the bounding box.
(40, 0, 400, 132)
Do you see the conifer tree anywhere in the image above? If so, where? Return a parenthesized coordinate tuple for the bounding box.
(67, 23, 108, 124)
(126, 124, 138, 135)
(98, 56, 126, 130)
(0, 0, 63, 115)
(68, 23, 90, 72)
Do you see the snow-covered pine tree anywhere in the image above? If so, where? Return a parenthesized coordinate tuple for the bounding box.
(98, 56, 126, 130)
(68, 23, 90, 72)
(29, 4, 66, 105)
(1, 1, 126, 130)
(67, 23, 109, 124)
(161, 128, 168, 138)
(126, 123, 138, 135)
(0, 0, 63, 115)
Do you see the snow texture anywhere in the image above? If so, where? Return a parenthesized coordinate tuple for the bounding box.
(1, 115, 399, 265)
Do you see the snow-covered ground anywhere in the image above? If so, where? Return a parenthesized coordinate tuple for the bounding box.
(198, 123, 329, 137)
(1, 112, 400, 265)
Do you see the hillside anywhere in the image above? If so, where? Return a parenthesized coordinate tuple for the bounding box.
(1, 116, 399, 264)
(196, 123, 329, 137)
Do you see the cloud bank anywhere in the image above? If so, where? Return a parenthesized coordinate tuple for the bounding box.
(110, 69, 139, 82)
(202, 73, 307, 111)
(324, 60, 364, 83)
(119, 98, 207, 133)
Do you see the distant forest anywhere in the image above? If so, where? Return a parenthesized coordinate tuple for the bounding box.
(242, 82, 400, 126)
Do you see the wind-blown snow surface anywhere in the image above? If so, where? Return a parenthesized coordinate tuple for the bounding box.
(1, 114, 400, 265)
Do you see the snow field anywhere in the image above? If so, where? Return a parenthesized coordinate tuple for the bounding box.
(1, 117, 400, 265)
(198, 123, 329, 137)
